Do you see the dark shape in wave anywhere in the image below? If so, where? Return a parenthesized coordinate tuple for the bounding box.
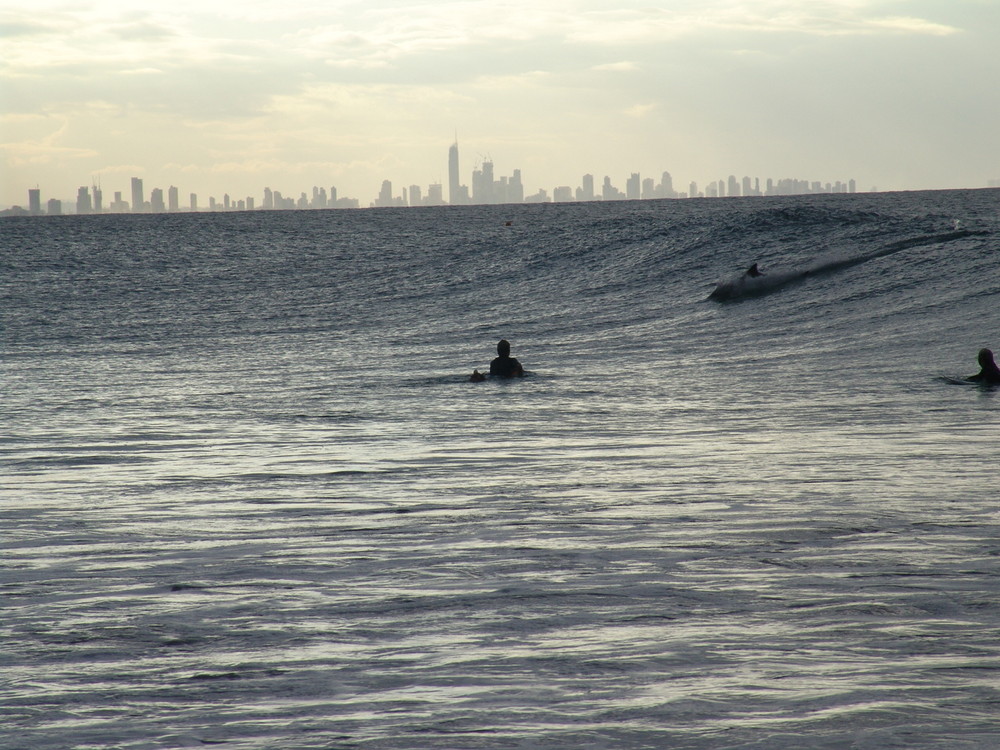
(708, 229, 981, 302)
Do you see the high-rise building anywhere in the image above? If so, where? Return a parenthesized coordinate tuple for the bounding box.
(91, 185, 103, 213)
(626, 173, 641, 200)
(472, 161, 495, 204)
(376, 180, 394, 207)
(47, 198, 62, 215)
(109, 191, 129, 212)
(660, 171, 676, 198)
(168, 186, 179, 212)
(508, 169, 524, 204)
(190, 193, 198, 211)
(28, 189, 41, 215)
(131, 177, 144, 213)
(76, 186, 92, 214)
(579, 174, 595, 201)
(150, 188, 165, 213)
(448, 140, 462, 205)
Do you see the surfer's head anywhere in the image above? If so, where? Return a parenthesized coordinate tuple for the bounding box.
(979, 348, 997, 370)
(497, 339, 511, 357)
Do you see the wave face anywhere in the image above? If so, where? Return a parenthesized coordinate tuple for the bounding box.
(3, 189, 1000, 749)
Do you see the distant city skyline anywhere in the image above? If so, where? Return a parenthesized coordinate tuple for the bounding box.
(5, 139, 867, 215)
(3, 1, 998, 211)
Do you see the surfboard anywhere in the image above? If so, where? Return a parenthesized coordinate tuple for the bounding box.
(940, 375, 978, 385)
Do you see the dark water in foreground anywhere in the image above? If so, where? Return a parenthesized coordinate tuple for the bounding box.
(3, 189, 1000, 748)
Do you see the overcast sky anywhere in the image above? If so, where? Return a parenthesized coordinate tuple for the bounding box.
(2, 0, 998, 207)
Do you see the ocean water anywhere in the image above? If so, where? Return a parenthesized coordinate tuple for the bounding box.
(2, 189, 999, 749)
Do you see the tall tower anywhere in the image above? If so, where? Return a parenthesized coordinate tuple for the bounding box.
(150, 188, 165, 213)
(28, 188, 41, 215)
(131, 177, 144, 212)
(76, 186, 92, 214)
(626, 173, 640, 200)
(448, 139, 461, 205)
(660, 171, 675, 198)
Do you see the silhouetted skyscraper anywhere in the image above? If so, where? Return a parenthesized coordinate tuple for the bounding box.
(168, 186, 179, 212)
(28, 189, 40, 215)
(376, 180, 394, 207)
(150, 188, 165, 213)
(473, 161, 495, 204)
(76, 186, 92, 214)
(626, 173, 640, 200)
(509, 169, 524, 203)
(660, 171, 676, 198)
(131, 177, 144, 213)
(448, 140, 461, 205)
(110, 191, 128, 213)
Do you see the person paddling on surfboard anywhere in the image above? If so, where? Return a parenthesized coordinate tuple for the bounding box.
(469, 339, 525, 381)
(490, 339, 524, 378)
(968, 348, 1000, 385)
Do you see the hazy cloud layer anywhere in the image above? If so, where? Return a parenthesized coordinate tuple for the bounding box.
(2, 0, 997, 206)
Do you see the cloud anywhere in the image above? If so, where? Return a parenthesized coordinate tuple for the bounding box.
(1, 0, 994, 205)
(593, 61, 639, 72)
(109, 20, 177, 41)
(0, 19, 55, 37)
(0, 115, 100, 166)
(625, 103, 657, 118)
(564, 2, 960, 44)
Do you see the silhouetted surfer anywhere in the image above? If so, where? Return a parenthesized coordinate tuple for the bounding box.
(470, 339, 524, 381)
(968, 348, 1000, 385)
(490, 339, 524, 378)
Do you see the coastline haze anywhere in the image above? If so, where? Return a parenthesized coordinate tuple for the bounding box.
(2, 0, 999, 208)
